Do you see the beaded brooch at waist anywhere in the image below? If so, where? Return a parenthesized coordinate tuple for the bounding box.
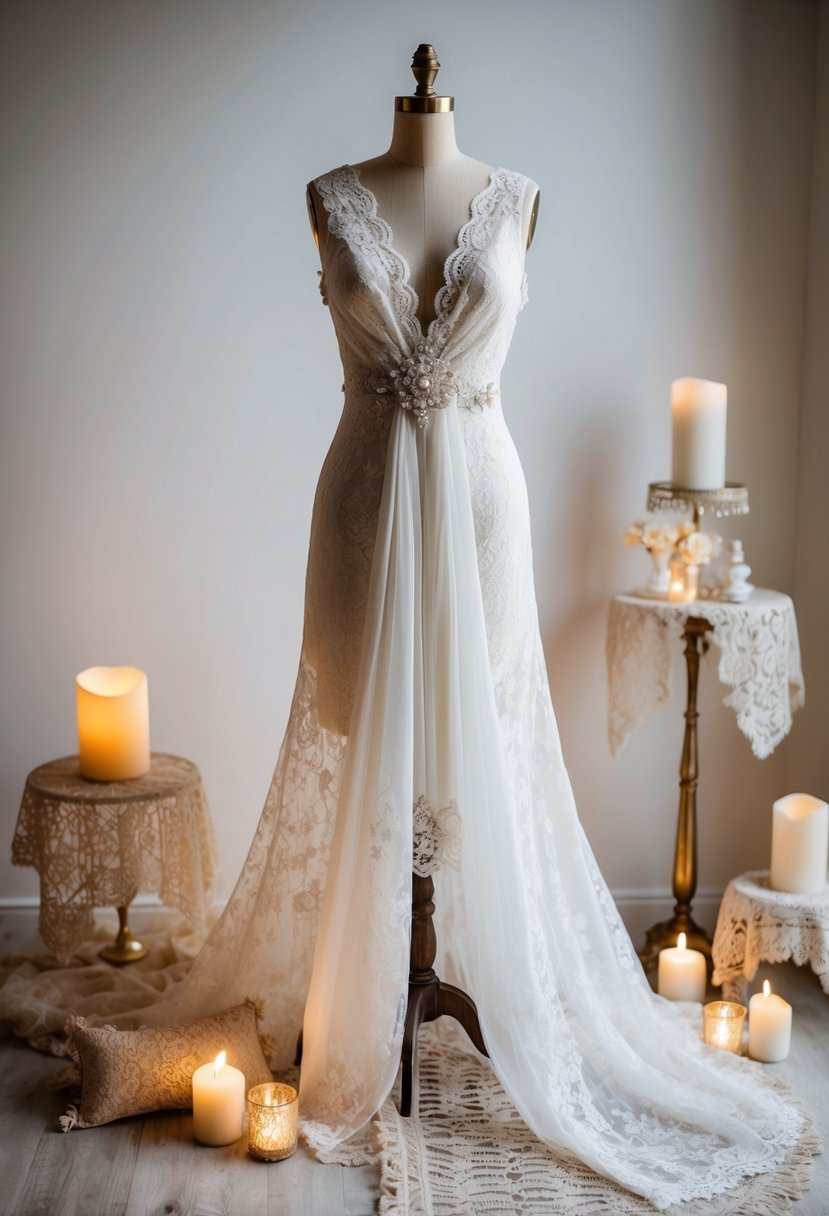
(344, 345, 500, 427)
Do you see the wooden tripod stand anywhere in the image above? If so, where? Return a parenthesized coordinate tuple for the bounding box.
(399, 869, 488, 1117)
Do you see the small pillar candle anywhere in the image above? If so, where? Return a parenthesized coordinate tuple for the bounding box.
(671, 377, 727, 490)
(76, 666, 150, 781)
(248, 1082, 298, 1161)
(703, 1000, 746, 1053)
(657, 933, 707, 1002)
(748, 981, 792, 1062)
(770, 792, 828, 894)
(192, 1051, 246, 1146)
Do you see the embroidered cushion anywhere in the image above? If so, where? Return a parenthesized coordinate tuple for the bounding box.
(62, 998, 271, 1128)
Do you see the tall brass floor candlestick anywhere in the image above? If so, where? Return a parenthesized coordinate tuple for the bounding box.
(639, 617, 715, 971)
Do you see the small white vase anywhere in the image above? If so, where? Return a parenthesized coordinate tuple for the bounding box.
(643, 549, 671, 597)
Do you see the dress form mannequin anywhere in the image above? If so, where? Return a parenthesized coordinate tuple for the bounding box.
(305, 45, 541, 1115)
(307, 45, 539, 330)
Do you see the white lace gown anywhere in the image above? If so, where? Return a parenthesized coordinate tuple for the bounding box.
(122, 164, 803, 1208)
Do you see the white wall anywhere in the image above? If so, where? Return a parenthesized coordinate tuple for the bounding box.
(792, 1, 829, 800)
(1, 1, 825, 940)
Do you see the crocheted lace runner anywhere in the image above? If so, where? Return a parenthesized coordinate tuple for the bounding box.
(318, 1021, 821, 1215)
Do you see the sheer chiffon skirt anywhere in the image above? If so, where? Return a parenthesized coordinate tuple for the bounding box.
(129, 394, 806, 1210)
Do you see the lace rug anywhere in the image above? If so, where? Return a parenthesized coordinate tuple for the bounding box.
(319, 1022, 822, 1216)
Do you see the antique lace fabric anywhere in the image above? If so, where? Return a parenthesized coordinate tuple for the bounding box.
(606, 592, 805, 760)
(3, 164, 815, 1210)
(712, 870, 829, 1001)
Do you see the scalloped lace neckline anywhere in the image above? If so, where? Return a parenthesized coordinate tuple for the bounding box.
(344, 164, 506, 346)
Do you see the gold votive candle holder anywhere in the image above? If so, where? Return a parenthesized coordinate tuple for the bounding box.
(247, 1082, 298, 1161)
(702, 1001, 746, 1053)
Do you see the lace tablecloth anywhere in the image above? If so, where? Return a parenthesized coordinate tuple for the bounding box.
(606, 589, 804, 760)
(11, 753, 217, 964)
(711, 870, 829, 1001)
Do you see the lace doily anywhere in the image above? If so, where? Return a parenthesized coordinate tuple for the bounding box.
(11, 753, 217, 964)
(712, 870, 829, 1001)
(606, 590, 805, 760)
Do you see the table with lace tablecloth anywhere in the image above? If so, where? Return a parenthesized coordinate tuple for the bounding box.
(11, 753, 217, 964)
(607, 589, 804, 760)
(711, 869, 829, 1002)
(607, 589, 805, 968)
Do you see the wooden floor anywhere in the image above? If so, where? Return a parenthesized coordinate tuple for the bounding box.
(0, 933, 826, 1215)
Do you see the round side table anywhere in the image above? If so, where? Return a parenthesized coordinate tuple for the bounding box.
(11, 753, 217, 965)
(711, 869, 829, 1002)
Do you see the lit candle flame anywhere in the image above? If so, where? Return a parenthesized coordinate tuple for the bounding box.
(214, 1050, 226, 1077)
(763, 980, 771, 998)
(677, 932, 687, 950)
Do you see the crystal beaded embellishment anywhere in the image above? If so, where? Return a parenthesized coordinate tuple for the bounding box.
(382, 342, 456, 428)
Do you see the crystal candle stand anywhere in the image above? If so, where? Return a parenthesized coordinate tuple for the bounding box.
(638, 482, 750, 971)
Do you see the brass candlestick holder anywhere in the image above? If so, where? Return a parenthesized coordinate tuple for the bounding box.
(638, 481, 749, 973)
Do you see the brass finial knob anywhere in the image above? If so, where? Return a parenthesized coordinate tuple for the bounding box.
(411, 44, 440, 97)
(395, 43, 454, 113)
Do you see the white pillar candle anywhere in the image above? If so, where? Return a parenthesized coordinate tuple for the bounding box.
(657, 932, 707, 1002)
(192, 1051, 246, 1146)
(748, 981, 792, 1062)
(671, 377, 727, 490)
(770, 792, 828, 894)
(76, 666, 150, 781)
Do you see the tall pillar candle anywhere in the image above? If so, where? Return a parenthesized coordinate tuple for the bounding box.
(671, 377, 727, 490)
(770, 793, 828, 894)
(192, 1052, 246, 1145)
(748, 981, 792, 1062)
(76, 666, 150, 781)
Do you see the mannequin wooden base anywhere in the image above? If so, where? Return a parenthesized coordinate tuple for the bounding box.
(400, 871, 488, 1118)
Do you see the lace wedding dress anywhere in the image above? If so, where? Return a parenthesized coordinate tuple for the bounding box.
(12, 163, 807, 1209)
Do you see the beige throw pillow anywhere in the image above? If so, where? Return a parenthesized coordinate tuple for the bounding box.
(62, 998, 272, 1129)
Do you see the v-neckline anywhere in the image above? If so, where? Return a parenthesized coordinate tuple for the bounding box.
(345, 164, 505, 348)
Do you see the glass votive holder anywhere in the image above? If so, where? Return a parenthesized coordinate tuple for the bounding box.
(247, 1082, 298, 1161)
(702, 1000, 746, 1054)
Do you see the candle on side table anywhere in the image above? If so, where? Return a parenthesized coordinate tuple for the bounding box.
(76, 666, 150, 781)
(192, 1051, 246, 1145)
(657, 933, 707, 1002)
(748, 981, 792, 1062)
(770, 792, 828, 894)
(671, 377, 727, 490)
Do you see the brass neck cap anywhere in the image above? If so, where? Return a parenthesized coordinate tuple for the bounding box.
(395, 43, 454, 113)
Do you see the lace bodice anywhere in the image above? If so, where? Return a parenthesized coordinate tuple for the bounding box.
(315, 164, 530, 402)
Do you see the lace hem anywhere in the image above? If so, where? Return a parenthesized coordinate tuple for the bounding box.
(320, 1020, 823, 1215)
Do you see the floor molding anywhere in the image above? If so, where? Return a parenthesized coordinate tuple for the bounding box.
(0, 888, 725, 951)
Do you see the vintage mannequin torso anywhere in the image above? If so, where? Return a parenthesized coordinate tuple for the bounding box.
(307, 110, 539, 330)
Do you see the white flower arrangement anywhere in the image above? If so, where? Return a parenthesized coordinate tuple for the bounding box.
(624, 518, 721, 566)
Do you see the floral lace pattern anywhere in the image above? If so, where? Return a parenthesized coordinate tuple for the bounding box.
(712, 870, 829, 1000)
(606, 590, 805, 759)
(412, 796, 462, 878)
